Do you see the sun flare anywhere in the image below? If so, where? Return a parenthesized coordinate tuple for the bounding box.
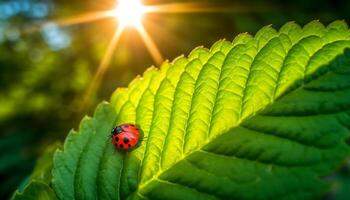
(36, 0, 227, 109)
(112, 0, 145, 29)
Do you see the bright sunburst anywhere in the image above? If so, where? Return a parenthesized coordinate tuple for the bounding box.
(112, 0, 146, 29)
(25, 0, 239, 109)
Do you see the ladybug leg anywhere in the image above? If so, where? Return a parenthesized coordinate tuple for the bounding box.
(106, 133, 112, 142)
(107, 133, 116, 144)
(139, 137, 147, 142)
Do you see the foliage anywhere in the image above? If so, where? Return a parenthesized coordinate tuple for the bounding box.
(11, 142, 60, 200)
(14, 20, 350, 200)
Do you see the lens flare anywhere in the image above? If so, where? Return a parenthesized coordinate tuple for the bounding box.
(22, 0, 247, 109)
(112, 0, 145, 29)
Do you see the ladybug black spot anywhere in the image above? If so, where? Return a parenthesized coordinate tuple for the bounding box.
(119, 144, 124, 148)
(115, 136, 119, 142)
(128, 144, 131, 147)
(124, 137, 130, 144)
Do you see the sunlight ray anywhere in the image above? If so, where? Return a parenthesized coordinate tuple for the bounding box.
(52, 10, 115, 27)
(23, 10, 115, 34)
(146, 2, 273, 13)
(136, 25, 164, 66)
(82, 25, 124, 109)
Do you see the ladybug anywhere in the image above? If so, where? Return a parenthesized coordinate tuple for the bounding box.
(111, 123, 140, 151)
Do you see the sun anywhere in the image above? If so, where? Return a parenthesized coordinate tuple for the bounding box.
(112, 0, 146, 29)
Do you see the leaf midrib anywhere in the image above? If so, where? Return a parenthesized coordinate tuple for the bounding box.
(136, 45, 219, 187)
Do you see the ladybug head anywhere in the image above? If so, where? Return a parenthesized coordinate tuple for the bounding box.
(111, 126, 123, 135)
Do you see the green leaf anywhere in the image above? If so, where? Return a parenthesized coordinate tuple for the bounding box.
(12, 181, 57, 200)
(52, 20, 350, 200)
(52, 102, 119, 200)
(30, 142, 62, 183)
(12, 142, 61, 200)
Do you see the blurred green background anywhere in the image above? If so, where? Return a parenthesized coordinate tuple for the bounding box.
(1, 0, 350, 199)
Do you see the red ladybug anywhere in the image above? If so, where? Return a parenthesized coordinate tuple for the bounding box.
(111, 123, 140, 150)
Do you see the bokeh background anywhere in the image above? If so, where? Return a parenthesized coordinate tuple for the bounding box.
(1, 0, 350, 199)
